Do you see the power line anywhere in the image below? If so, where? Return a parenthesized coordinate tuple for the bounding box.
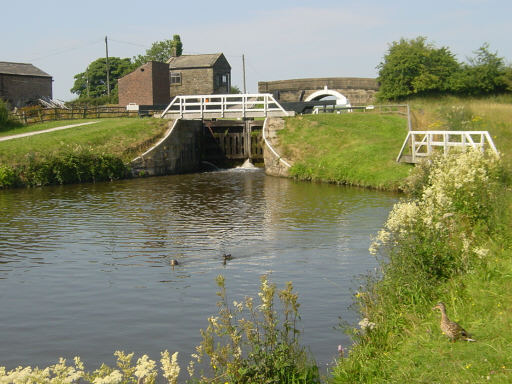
(108, 38, 149, 49)
(29, 39, 103, 62)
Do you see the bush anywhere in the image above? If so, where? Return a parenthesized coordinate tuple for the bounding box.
(190, 275, 321, 384)
(21, 151, 128, 187)
(0, 165, 21, 189)
(0, 99, 9, 125)
(334, 149, 506, 382)
(0, 148, 129, 189)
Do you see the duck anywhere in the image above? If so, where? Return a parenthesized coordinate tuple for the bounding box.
(433, 302, 475, 342)
(170, 259, 179, 268)
(222, 253, 232, 265)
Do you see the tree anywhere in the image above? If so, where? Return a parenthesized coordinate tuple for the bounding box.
(377, 37, 460, 100)
(71, 57, 133, 100)
(451, 43, 508, 95)
(132, 35, 183, 67)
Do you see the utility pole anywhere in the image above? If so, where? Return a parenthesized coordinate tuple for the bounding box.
(86, 66, 90, 97)
(105, 36, 110, 96)
(242, 54, 246, 94)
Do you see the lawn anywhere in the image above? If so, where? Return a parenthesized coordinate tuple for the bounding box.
(277, 113, 412, 190)
(0, 118, 170, 166)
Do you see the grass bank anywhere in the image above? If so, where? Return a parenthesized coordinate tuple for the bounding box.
(331, 147, 512, 383)
(409, 95, 512, 169)
(0, 118, 169, 188)
(277, 114, 412, 191)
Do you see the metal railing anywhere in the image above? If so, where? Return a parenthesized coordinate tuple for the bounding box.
(160, 93, 291, 119)
(397, 130, 498, 163)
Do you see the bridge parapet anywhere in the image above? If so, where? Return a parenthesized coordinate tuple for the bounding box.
(258, 77, 379, 106)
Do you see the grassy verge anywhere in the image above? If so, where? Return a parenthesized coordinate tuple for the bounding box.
(277, 114, 412, 191)
(409, 95, 512, 169)
(0, 118, 168, 165)
(0, 118, 169, 188)
(332, 149, 512, 383)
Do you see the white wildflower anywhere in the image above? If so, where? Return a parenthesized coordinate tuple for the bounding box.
(160, 350, 180, 384)
(473, 247, 489, 258)
(93, 370, 123, 384)
(134, 355, 157, 382)
(358, 318, 376, 331)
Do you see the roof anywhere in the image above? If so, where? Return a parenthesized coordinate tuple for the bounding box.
(0, 62, 52, 77)
(167, 53, 230, 69)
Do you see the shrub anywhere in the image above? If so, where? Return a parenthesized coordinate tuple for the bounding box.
(3, 148, 130, 188)
(333, 149, 506, 382)
(0, 99, 9, 126)
(190, 275, 321, 384)
(0, 165, 21, 189)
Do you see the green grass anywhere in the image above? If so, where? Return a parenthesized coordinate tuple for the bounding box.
(277, 113, 412, 190)
(0, 117, 169, 166)
(332, 242, 512, 383)
(409, 95, 512, 170)
(0, 118, 92, 137)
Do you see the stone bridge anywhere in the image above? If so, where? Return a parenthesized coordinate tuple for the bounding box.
(258, 77, 379, 106)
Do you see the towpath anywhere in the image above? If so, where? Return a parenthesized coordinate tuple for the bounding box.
(0, 121, 99, 142)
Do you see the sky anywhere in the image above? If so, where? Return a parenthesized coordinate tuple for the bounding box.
(2, 0, 511, 101)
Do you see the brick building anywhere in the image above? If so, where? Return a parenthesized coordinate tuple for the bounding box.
(167, 53, 231, 97)
(0, 62, 52, 108)
(117, 61, 170, 107)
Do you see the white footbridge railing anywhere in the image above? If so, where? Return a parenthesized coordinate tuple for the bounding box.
(397, 130, 498, 163)
(160, 93, 292, 119)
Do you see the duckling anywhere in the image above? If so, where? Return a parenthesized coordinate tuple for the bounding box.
(222, 253, 232, 265)
(170, 259, 179, 268)
(433, 302, 475, 342)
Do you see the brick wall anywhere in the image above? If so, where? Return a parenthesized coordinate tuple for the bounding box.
(0, 74, 52, 108)
(118, 62, 170, 106)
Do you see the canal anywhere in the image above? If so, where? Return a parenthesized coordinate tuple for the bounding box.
(0, 169, 397, 373)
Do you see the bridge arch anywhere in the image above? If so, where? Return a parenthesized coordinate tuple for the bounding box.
(304, 89, 350, 106)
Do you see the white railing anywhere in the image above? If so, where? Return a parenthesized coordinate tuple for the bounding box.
(160, 93, 291, 119)
(397, 130, 498, 163)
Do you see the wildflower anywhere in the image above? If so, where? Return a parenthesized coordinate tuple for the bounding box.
(161, 350, 180, 384)
(93, 370, 123, 384)
(134, 355, 157, 382)
(358, 318, 376, 331)
(187, 360, 195, 378)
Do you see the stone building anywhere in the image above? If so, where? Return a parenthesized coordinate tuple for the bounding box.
(0, 62, 52, 108)
(118, 61, 170, 107)
(167, 53, 231, 97)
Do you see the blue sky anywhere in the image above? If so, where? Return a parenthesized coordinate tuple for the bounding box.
(3, 0, 511, 100)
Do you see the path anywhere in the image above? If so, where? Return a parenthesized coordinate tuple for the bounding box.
(0, 121, 99, 142)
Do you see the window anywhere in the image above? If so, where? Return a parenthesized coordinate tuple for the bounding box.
(216, 73, 229, 87)
(170, 72, 181, 85)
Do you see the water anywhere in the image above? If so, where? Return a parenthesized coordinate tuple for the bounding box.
(0, 169, 397, 373)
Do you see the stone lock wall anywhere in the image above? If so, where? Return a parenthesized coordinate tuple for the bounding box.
(131, 119, 203, 176)
(263, 117, 291, 178)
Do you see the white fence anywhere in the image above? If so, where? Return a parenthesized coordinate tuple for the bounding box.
(397, 130, 498, 163)
(160, 93, 292, 119)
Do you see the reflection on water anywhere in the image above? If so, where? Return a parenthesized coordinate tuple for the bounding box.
(0, 169, 397, 372)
